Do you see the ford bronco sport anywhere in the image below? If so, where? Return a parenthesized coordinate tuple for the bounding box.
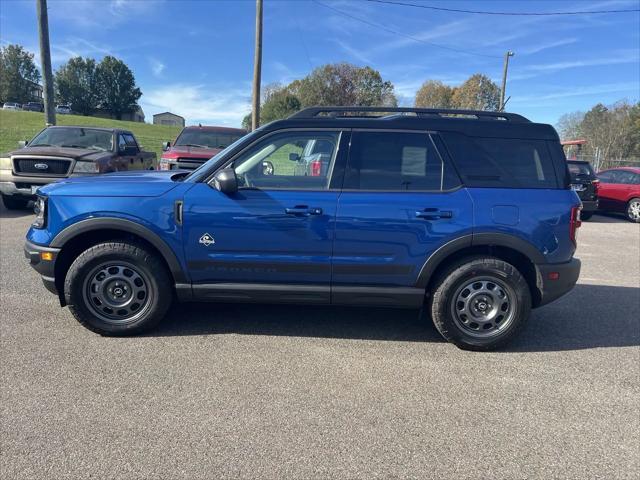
(24, 107, 582, 350)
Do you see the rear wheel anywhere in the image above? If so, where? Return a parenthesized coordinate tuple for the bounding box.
(626, 198, 640, 223)
(64, 241, 172, 335)
(1, 194, 29, 210)
(580, 211, 593, 221)
(428, 257, 531, 351)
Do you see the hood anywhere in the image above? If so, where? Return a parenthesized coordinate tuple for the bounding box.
(39, 170, 182, 197)
(6, 146, 112, 161)
(166, 145, 222, 159)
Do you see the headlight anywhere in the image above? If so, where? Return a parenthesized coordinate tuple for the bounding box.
(0, 157, 10, 170)
(159, 158, 172, 171)
(73, 161, 99, 173)
(32, 196, 47, 229)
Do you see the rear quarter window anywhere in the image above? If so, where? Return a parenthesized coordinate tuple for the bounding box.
(441, 132, 560, 189)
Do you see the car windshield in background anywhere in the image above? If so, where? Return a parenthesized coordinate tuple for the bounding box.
(568, 162, 594, 177)
(29, 128, 113, 151)
(175, 130, 243, 149)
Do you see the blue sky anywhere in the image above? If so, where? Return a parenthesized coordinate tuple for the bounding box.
(1, 0, 638, 127)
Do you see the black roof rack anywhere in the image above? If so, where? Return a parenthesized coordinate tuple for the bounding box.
(288, 106, 530, 123)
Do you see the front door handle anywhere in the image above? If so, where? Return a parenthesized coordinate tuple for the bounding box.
(415, 208, 453, 220)
(285, 206, 323, 216)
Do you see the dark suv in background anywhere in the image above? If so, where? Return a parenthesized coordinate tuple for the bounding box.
(567, 160, 599, 220)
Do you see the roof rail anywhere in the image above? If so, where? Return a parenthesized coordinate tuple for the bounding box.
(288, 106, 530, 123)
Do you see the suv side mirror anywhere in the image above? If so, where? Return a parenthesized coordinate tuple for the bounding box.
(162, 141, 171, 151)
(289, 152, 300, 162)
(18, 140, 27, 148)
(211, 168, 238, 195)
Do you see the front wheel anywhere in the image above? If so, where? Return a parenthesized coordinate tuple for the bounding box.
(580, 211, 593, 221)
(429, 257, 531, 351)
(64, 241, 172, 335)
(626, 198, 640, 223)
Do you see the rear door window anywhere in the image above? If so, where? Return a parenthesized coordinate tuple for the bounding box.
(442, 132, 559, 188)
(344, 131, 460, 191)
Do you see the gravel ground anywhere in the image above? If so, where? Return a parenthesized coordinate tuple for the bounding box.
(1, 203, 639, 479)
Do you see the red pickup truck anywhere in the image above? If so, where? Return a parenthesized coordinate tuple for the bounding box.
(159, 125, 246, 171)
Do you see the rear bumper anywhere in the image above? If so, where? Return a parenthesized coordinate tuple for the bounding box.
(24, 239, 60, 294)
(535, 258, 581, 307)
(581, 199, 598, 212)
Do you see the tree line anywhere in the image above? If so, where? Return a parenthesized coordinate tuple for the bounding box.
(0, 44, 141, 119)
(557, 100, 640, 162)
(243, 63, 502, 129)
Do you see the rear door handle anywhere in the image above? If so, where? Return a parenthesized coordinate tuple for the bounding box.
(285, 206, 323, 216)
(415, 208, 452, 220)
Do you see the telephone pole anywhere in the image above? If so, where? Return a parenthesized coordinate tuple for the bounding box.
(36, 0, 56, 125)
(499, 50, 514, 112)
(251, 0, 263, 131)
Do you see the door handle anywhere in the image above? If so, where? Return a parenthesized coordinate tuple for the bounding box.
(285, 206, 323, 216)
(415, 209, 453, 220)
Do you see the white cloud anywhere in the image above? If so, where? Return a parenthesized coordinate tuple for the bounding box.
(140, 83, 251, 127)
(48, 0, 161, 29)
(149, 58, 165, 77)
(517, 38, 578, 56)
(510, 82, 640, 107)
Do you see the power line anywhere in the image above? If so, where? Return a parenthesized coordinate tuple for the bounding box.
(363, 0, 640, 16)
(312, 0, 500, 59)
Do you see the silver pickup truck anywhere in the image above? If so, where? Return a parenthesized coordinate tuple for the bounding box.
(0, 126, 156, 209)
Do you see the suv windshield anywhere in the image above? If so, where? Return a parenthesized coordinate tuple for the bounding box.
(29, 127, 113, 151)
(175, 129, 244, 149)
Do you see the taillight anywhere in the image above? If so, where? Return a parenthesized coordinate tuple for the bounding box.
(310, 159, 322, 177)
(569, 205, 582, 247)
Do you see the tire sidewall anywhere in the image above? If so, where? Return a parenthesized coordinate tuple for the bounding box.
(627, 198, 640, 223)
(431, 259, 531, 350)
(66, 244, 170, 335)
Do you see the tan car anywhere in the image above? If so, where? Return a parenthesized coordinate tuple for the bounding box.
(0, 126, 156, 209)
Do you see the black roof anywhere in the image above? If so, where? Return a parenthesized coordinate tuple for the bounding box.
(262, 106, 559, 140)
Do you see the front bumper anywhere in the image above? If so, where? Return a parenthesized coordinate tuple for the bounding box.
(24, 239, 60, 295)
(535, 258, 581, 307)
(0, 181, 46, 198)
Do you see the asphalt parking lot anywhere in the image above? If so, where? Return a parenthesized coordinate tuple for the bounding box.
(1, 203, 638, 479)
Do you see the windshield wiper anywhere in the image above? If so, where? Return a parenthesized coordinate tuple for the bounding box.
(179, 143, 209, 149)
(30, 143, 52, 147)
(61, 144, 88, 149)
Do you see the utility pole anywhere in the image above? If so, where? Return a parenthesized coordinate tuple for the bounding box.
(499, 50, 514, 112)
(251, 0, 263, 131)
(36, 0, 56, 125)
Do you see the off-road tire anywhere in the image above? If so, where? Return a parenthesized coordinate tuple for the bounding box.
(626, 198, 640, 223)
(1, 194, 29, 210)
(429, 256, 531, 351)
(64, 241, 172, 336)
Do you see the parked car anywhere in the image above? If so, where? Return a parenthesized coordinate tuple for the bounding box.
(3, 102, 21, 111)
(55, 105, 72, 114)
(23, 102, 44, 112)
(24, 107, 581, 351)
(159, 125, 246, 170)
(567, 160, 599, 220)
(0, 126, 156, 209)
(596, 167, 640, 222)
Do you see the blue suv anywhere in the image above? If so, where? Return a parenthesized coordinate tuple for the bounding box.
(24, 107, 581, 350)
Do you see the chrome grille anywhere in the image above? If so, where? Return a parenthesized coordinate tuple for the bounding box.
(177, 157, 207, 170)
(13, 157, 72, 176)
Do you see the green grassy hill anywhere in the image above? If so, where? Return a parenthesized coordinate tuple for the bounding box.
(0, 110, 181, 158)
